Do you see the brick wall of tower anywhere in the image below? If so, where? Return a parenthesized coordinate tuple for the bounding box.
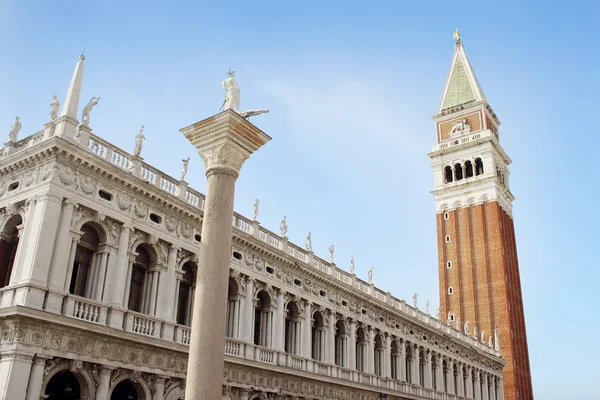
(437, 201, 533, 400)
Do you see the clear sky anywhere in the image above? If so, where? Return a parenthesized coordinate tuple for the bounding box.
(1, 1, 598, 399)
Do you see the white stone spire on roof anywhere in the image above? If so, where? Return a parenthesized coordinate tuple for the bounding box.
(437, 33, 487, 114)
(61, 55, 85, 119)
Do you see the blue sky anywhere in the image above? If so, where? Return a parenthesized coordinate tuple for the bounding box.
(1, 1, 598, 398)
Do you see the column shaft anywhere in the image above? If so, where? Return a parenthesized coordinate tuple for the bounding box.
(110, 226, 132, 306)
(301, 301, 312, 358)
(25, 356, 47, 400)
(95, 367, 113, 400)
(47, 200, 77, 290)
(272, 290, 284, 351)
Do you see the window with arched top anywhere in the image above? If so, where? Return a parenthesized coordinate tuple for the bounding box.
(431, 355, 438, 390)
(374, 334, 384, 377)
(335, 319, 347, 367)
(465, 160, 474, 178)
(453, 363, 459, 395)
(254, 290, 272, 347)
(311, 311, 325, 361)
(444, 166, 453, 183)
(128, 245, 150, 313)
(70, 223, 100, 298)
(225, 277, 241, 338)
(285, 302, 301, 355)
(390, 340, 399, 380)
(475, 158, 484, 176)
(443, 360, 449, 392)
(463, 366, 468, 395)
(454, 163, 464, 181)
(0, 214, 21, 288)
(405, 344, 413, 383)
(355, 327, 367, 372)
(419, 350, 426, 386)
(177, 262, 196, 326)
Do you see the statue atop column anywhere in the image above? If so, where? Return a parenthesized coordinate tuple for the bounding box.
(425, 300, 429, 314)
(349, 256, 355, 274)
(221, 69, 240, 111)
(252, 199, 259, 221)
(180, 157, 190, 180)
(7, 116, 21, 142)
(280, 216, 288, 237)
(447, 312, 452, 326)
(328, 245, 334, 263)
(436, 308, 441, 320)
(132, 125, 145, 157)
(464, 321, 470, 335)
(367, 266, 373, 284)
(305, 232, 312, 251)
(473, 326, 478, 340)
(481, 330, 485, 343)
(456, 317, 461, 330)
(413, 293, 418, 308)
(494, 326, 500, 351)
(50, 95, 60, 120)
(81, 97, 100, 126)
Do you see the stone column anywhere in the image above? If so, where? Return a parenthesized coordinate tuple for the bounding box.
(400, 340, 406, 382)
(181, 110, 270, 400)
(148, 267, 160, 315)
(153, 376, 166, 400)
(301, 300, 312, 359)
(458, 362, 465, 396)
(62, 234, 80, 291)
(8, 198, 37, 287)
(448, 359, 455, 394)
(348, 319, 356, 371)
(0, 351, 33, 399)
(241, 278, 254, 343)
(489, 376, 497, 400)
(95, 366, 114, 400)
(474, 369, 482, 400)
(326, 310, 335, 364)
(107, 224, 132, 329)
(273, 289, 285, 352)
(365, 327, 374, 374)
(482, 373, 489, 400)
(425, 349, 433, 388)
(411, 345, 419, 385)
(101, 248, 118, 302)
(24, 355, 49, 400)
(157, 246, 178, 320)
(383, 334, 391, 378)
(497, 377, 504, 400)
(46, 199, 78, 313)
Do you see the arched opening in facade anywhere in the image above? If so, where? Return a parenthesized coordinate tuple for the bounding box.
(284, 301, 301, 354)
(0, 214, 21, 287)
(454, 163, 463, 181)
(453, 363, 459, 395)
(311, 310, 325, 361)
(225, 277, 241, 338)
(475, 158, 484, 176)
(472, 370, 477, 398)
(462, 366, 468, 395)
(253, 290, 272, 347)
(405, 344, 413, 383)
(390, 340, 399, 380)
(443, 360, 449, 392)
(127, 244, 152, 313)
(431, 355, 438, 390)
(334, 319, 346, 367)
(111, 379, 139, 400)
(69, 223, 100, 298)
(465, 160, 474, 178)
(373, 333, 384, 376)
(45, 370, 81, 400)
(419, 349, 426, 386)
(444, 166, 453, 183)
(355, 327, 366, 372)
(177, 262, 196, 326)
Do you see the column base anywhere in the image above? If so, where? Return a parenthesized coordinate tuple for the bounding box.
(106, 307, 126, 329)
(45, 289, 66, 314)
(162, 321, 176, 342)
(13, 284, 46, 310)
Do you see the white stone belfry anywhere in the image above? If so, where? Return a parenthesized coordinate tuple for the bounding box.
(54, 55, 85, 141)
(180, 109, 271, 400)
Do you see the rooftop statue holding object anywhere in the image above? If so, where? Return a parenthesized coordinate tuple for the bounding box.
(221, 69, 269, 119)
(8, 116, 21, 143)
(81, 97, 100, 126)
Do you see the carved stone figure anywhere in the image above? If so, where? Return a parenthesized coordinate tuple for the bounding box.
(436, 308, 441, 320)
(221, 69, 240, 111)
(474, 326, 478, 340)
(328, 245, 334, 263)
(456, 317, 461, 330)
(447, 312, 452, 326)
(494, 326, 500, 351)
(425, 300, 429, 314)
(8, 116, 21, 142)
(481, 330, 485, 343)
(81, 97, 100, 126)
(305, 232, 312, 251)
(367, 266, 373, 284)
(280, 216, 288, 237)
(237, 109, 269, 119)
(349, 256, 355, 274)
(448, 118, 471, 137)
(464, 321, 470, 335)
(133, 125, 145, 156)
(179, 157, 190, 181)
(413, 293, 418, 308)
(252, 199, 259, 221)
(50, 95, 60, 120)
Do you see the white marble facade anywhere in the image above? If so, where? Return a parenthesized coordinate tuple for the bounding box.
(0, 61, 505, 400)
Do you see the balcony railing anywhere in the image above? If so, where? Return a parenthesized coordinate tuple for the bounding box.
(124, 311, 162, 337)
(63, 295, 107, 325)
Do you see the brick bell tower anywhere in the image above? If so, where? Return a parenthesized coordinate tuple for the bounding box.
(429, 32, 534, 400)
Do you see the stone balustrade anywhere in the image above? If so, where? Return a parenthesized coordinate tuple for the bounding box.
(63, 295, 107, 325)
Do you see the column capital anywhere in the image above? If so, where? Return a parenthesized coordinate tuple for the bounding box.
(62, 199, 78, 208)
(32, 355, 53, 366)
(180, 110, 271, 179)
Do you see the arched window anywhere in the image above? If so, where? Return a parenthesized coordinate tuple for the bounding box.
(444, 166, 453, 183)
(70, 224, 100, 298)
(0, 214, 21, 288)
(443, 360, 448, 392)
(355, 327, 366, 372)
(253, 290, 272, 347)
(419, 350, 426, 386)
(454, 163, 463, 181)
(390, 340, 399, 380)
(431, 355, 438, 390)
(111, 380, 139, 400)
(225, 277, 241, 338)
(475, 158, 484, 176)
(285, 302, 301, 354)
(463, 366, 468, 395)
(472, 369, 477, 398)
(45, 370, 81, 400)
(465, 160, 474, 178)
(177, 262, 196, 326)
(453, 363, 459, 395)
(128, 245, 150, 313)
(335, 319, 346, 367)
(374, 334, 384, 376)
(405, 344, 413, 383)
(311, 311, 325, 361)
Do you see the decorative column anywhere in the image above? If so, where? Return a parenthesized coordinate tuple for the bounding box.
(348, 319, 356, 372)
(24, 355, 49, 400)
(93, 250, 110, 301)
(181, 109, 271, 400)
(95, 366, 115, 400)
(383, 334, 392, 378)
(107, 224, 132, 329)
(153, 376, 166, 400)
(411, 345, 419, 385)
(474, 369, 482, 400)
(365, 327, 374, 374)
(326, 310, 336, 364)
(425, 349, 433, 388)
(0, 351, 33, 399)
(241, 278, 254, 343)
(482, 373, 489, 400)
(489, 376, 497, 400)
(447, 359, 455, 394)
(457, 361, 465, 397)
(273, 289, 285, 354)
(46, 199, 78, 313)
(14, 193, 62, 309)
(301, 300, 312, 359)
(7, 199, 37, 287)
(400, 340, 406, 382)
(465, 366, 473, 398)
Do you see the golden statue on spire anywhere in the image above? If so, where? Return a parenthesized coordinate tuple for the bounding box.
(453, 29, 461, 42)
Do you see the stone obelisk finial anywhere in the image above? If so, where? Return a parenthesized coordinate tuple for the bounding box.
(54, 55, 85, 141)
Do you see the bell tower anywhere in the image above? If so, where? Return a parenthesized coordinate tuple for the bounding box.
(429, 32, 534, 400)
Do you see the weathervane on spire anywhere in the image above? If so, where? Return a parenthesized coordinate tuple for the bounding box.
(453, 29, 461, 43)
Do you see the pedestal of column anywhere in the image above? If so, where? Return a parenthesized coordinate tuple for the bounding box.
(180, 110, 270, 400)
(76, 124, 92, 148)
